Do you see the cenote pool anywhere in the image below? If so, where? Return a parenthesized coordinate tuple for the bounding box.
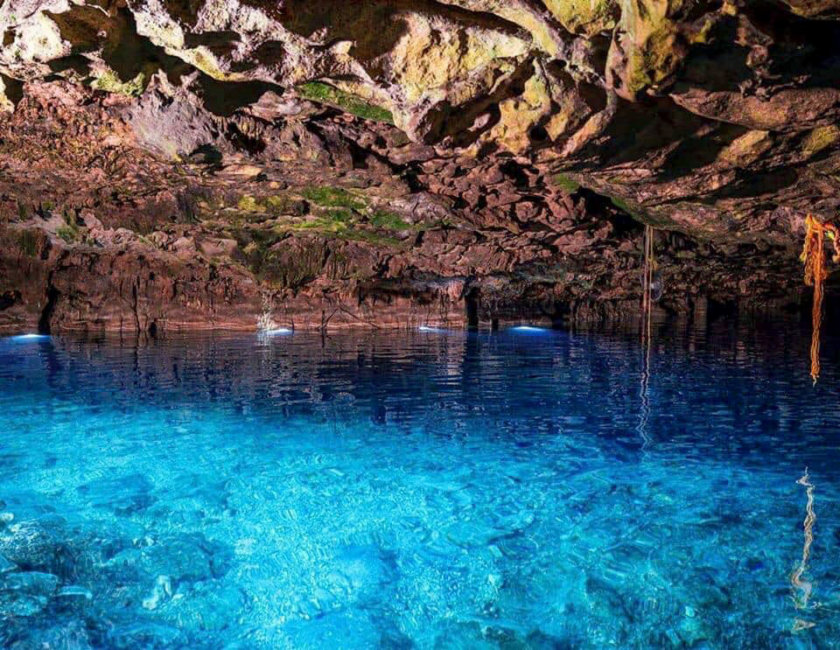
(1, 321, 840, 648)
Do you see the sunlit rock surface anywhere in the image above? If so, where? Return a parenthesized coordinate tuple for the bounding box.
(0, 0, 838, 332)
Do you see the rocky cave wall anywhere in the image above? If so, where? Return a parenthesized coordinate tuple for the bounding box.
(0, 0, 838, 333)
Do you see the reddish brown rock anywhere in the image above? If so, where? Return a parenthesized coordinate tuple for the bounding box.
(0, 0, 837, 333)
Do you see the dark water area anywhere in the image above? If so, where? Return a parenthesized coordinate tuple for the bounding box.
(1, 319, 840, 648)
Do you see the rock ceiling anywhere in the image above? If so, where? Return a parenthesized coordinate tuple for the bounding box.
(0, 0, 838, 331)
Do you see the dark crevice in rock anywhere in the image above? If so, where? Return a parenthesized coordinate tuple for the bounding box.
(658, 122, 750, 180)
(0, 290, 21, 311)
(183, 30, 241, 54)
(465, 288, 480, 330)
(38, 284, 59, 335)
(160, 0, 206, 28)
(197, 76, 283, 118)
(0, 74, 22, 106)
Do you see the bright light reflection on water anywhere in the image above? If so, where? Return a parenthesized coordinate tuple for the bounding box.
(509, 325, 551, 333)
(260, 328, 293, 336)
(6, 333, 50, 342)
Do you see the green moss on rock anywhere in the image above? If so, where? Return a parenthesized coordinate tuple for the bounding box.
(265, 195, 307, 215)
(297, 209, 355, 232)
(56, 224, 79, 243)
(17, 229, 37, 256)
(237, 195, 262, 212)
(554, 174, 581, 194)
(233, 194, 309, 219)
(370, 210, 411, 230)
(608, 195, 651, 223)
(301, 186, 367, 211)
(607, 194, 674, 228)
(90, 69, 148, 97)
(232, 185, 412, 254)
(297, 82, 394, 124)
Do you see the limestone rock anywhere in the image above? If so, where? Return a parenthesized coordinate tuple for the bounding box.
(0, 0, 837, 331)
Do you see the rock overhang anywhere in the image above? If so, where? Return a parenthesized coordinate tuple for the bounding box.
(0, 0, 837, 332)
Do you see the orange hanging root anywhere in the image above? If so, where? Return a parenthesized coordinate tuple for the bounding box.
(801, 215, 840, 384)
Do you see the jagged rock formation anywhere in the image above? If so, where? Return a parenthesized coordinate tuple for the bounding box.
(0, 0, 838, 332)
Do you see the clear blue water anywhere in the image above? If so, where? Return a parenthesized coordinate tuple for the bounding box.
(1, 322, 840, 648)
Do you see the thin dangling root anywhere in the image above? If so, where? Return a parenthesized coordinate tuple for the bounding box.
(641, 225, 656, 346)
(637, 225, 655, 446)
(801, 215, 840, 384)
(791, 469, 817, 632)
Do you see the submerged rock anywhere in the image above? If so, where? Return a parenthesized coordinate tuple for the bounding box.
(433, 621, 497, 650)
(142, 575, 173, 611)
(0, 554, 16, 574)
(155, 580, 248, 632)
(0, 521, 59, 570)
(54, 585, 94, 612)
(1, 618, 94, 650)
(77, 473, 156, 516)
(106, 621, 185, 649)
(104, 532, 230, 598)
(280, 609, 381, 650)
(525, 629, 583, 649)
(0, 571, 59, 617)
(327, 544, 398, 606)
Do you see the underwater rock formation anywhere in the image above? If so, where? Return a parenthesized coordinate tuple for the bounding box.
(0, 0, 838, 332)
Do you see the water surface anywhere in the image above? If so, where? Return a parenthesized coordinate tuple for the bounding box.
(1, 321, 840, 648)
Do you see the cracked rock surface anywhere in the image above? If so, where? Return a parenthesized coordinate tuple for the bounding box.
(0, 0, 838, 332)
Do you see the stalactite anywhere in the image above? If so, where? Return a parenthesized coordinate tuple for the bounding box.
(800, 215, 840, 384)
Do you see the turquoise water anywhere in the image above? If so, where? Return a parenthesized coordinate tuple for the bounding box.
(1, 322, 840, 648)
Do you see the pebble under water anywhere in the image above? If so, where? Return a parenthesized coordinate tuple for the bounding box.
(2, 321, 840, 648)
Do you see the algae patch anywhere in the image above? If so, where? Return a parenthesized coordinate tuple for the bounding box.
(370, 210, 411, 230)
(90, 69, 149, 97)
(297, 82, 394, 124)
(301, 186, 367, 211)
(16, 229, 37, 256)
(57, 224, 79, 243)
(802, 126, 840, 158)
(554, 174, 581, 194)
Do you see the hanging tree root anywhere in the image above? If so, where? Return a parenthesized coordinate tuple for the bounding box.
(801, 215, 840, 384)
(637, 225, 656, 446)
(641, 224, 656, 346)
